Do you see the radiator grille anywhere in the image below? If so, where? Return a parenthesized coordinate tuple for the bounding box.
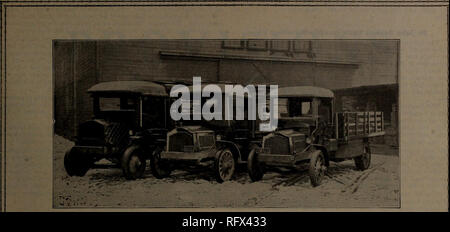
(169, 132, 193, 152)
(264, 135, 290, 154)
(104, 123, 128, 148)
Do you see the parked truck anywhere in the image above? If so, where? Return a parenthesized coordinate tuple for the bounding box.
(247, 86, 385, 186)
(63, 81, 176, 179)
(151, 83, 269, 183)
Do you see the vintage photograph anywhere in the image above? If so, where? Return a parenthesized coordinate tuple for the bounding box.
(52, 39, 399, 208)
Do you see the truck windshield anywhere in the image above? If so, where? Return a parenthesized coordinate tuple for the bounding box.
(279, 98, 313, 117)
(99, 96, 136, 111)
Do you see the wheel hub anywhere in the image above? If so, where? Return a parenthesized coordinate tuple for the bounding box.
(129, 156, 142, 172)
(219, 152, 234, 179)
(315, 157, 325, 176)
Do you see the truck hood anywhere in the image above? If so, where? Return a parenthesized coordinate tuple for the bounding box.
(278, 117, 316, 130)
(172, 126, 214, 134)
(270, 129, 306, 138)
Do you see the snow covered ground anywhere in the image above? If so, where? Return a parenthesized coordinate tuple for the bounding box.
(53, 135, 400, 209)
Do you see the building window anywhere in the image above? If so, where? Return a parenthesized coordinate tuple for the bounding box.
(292, 40, 312, 53)
(246, 40, 268, 51)
(222, 40, 245, 49)
(220, 40, 314, 57)
(270, 40, 291, 52)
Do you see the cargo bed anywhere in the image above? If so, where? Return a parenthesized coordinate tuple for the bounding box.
(336, 111, 385, 142)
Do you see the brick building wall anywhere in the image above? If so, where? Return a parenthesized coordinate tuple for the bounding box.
(53, 40, 399, 138)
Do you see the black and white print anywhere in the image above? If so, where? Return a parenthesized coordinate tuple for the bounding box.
(53, 39, 399, 208)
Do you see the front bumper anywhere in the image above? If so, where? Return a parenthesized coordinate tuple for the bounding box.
(160, 149, 216, 163)
(257, 150, 311, 167)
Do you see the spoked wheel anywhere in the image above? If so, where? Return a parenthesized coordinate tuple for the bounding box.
(150, 148, 172, 179)
(64, 147, 92, 177)
(121, 146, 147, 180)
(214, 148, 236, 183)
(247, 147, 264, 182)
(354, 143, 371, 170)
(308, 150, 326, 187)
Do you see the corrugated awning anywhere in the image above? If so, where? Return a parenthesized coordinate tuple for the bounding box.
(160, 50, 360, 67)
(87, 81, 168, 96)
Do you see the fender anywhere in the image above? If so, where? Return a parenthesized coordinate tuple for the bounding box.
(121, 145, 140, 166)
(310, 144, 330, 166)
(124, 140, 154, 159)
(216, 140, 242, 162)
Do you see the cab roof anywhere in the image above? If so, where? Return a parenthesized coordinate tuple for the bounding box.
(187, 83, 233, 93)
(278, 86, 334, 98)
(87, 81, 168, 96)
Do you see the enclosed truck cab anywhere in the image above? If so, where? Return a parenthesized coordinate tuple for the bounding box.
(64, 81, 173, 179)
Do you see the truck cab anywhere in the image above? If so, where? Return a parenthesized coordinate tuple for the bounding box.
(248, 86, 384, 187)
(151, 83, 269, 183)
(64, 81, 172, 179)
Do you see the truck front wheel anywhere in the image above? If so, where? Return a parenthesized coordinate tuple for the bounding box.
(64, 148, 91, 177)
(121, 145, 147, 180)
(214, 148, 236, 183)
(247, 147, 264, 182)
(309, 150, 326, 187)
(150, 148, 172, 179)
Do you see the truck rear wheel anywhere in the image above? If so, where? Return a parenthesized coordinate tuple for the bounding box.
(214, 148, 236, 183)
(121, 146, 147, 180)
(354, 143, 371, 170)
(150, 148, 172, 178)
(309, 150, 326, 187)
(64, 147, 91, 177)
(247, 147, 264, 182)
